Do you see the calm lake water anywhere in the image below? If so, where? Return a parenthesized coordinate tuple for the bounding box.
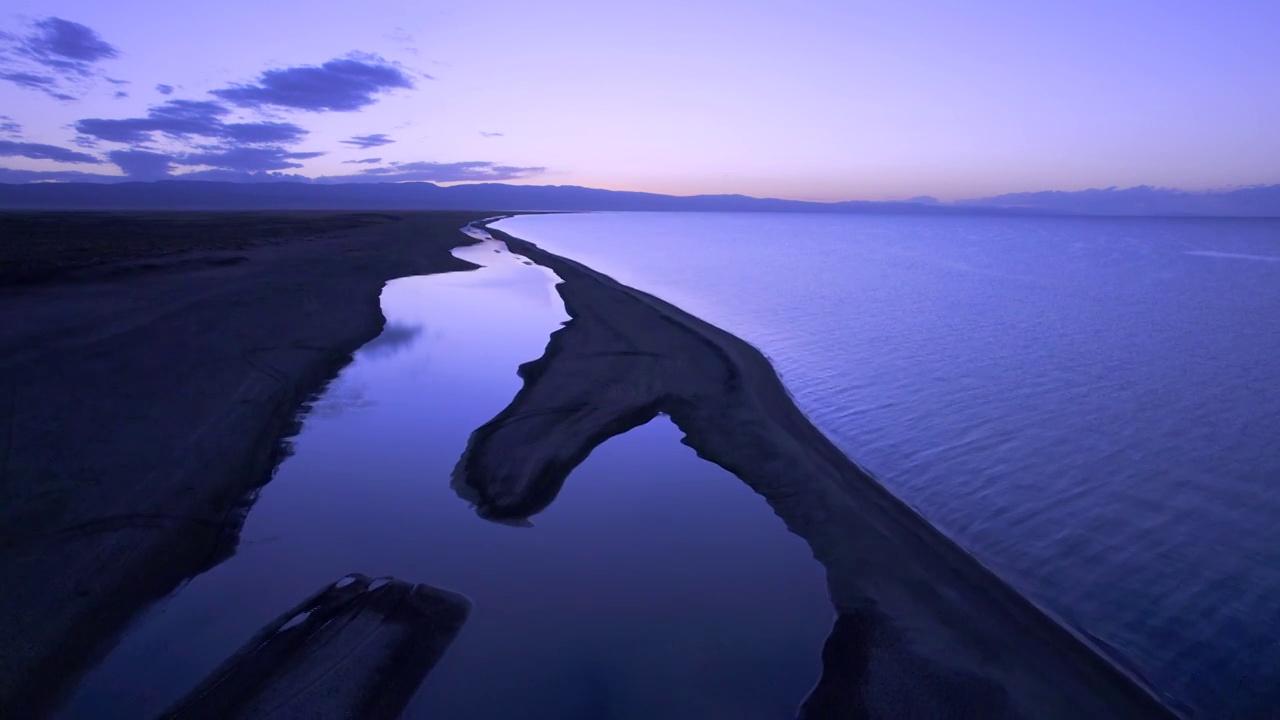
(495, 212, 1280, 717)
(61, 226, 832, 718)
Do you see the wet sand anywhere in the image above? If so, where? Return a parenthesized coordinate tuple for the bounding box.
(0, 212, 491, 715)
(458, 222, 1182, 718)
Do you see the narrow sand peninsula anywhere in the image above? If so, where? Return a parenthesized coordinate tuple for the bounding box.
(456, 222, 1181, 719)
(0, 212, 491, 716)
(164, 574, 469, 719)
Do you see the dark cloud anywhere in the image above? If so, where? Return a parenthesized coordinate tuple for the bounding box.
(221, 122, 309, 144)
(0, 71, 58, 90)
(342, 157, 382, 164)
(331, 160, 545, 183)
(176, 146, 324, 173)
(76, 100, 307, 146)
(0, 167, 127, 183)
(341, 133, 394, 149)
(0, 157, 546, 185)
(19, 18, 118, 68)
(212, 56, 415, 112)
(76, 99, 226, 143)
(0, 139, 102, 164)
(156, 83, 174, 95)
(99, 145, 324, 178)
(1, 18, 119, 99)
(107, 149, 173, 179)
(479, 131, 504, 138)
(113, 90, 128, 99)
(0, 115, 20, 135)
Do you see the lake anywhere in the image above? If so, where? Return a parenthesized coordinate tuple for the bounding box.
(495, 211, 1280, 717)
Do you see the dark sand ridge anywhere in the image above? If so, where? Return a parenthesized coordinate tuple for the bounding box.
(456, 222, 1183, 719)
(163, 574, 470, 720)
(0, 212, 492, 716)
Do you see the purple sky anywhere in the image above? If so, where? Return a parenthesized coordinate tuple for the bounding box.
(1, 1, 1277, 200)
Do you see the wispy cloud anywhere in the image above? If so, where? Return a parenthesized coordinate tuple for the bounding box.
(341, 133, 394, 149)
(0, 167, 125, 183)
(331, 160, 545, 183)
(155, 83, 174, 95)
(0, 17, 119, 99)
(0, 115, 21, 135)
(76, 99, 308, 146)
(342, 157, 382, 164)
(178, 146, 324, 172)
(479, 131, 504, 138)
(0, 139, 102, 164)
(213, 55, 416, 112)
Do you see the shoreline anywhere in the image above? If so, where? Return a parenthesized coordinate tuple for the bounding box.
(461, 221, 1181, 718)
(0, 211, 493, 715)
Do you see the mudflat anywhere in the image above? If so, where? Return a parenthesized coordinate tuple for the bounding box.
(0, 211, 489, 716)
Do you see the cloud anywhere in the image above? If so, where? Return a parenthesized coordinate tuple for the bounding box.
(0, 115, 20, 135)
(0, 139, 102, 164)
(0, 71, 58, 90)
(156, 84, 174, 95)
(1, 18, 119, 99)
(342, 157, 382, 164)
(221, 122, 309, 144)
(113, 90, 128, 99)
(18, 18, 118, 68)
(76, 100, 307, 146)
(0, 157, 546, 185)
(329, 160, 545, 183)
(107, 149, 173, 179)
(212, 56, 415, 112)
(479, 131, 504, 138)
(341, 133, 394, 149)
(176, 146, 325, 173)
(0, 167, 126, 183)
(99, 145, 325, 178)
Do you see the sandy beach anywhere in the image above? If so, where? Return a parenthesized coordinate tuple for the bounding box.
(0, 212, 491, 715)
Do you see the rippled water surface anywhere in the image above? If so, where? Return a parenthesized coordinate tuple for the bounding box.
(61, 229, 831, 718)
(495, 212, 1280, 717)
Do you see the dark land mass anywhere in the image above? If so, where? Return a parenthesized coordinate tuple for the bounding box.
(0, 211, 491, 716)
(4, 179, 1279, 216)
(454, 222, 1183, 719)
(163, 574, 469, 720)
(0, 180, 1005, 214)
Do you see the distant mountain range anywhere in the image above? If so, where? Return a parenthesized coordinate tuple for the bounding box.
(962, 184, 1280, 217)
(1, 180, 1277, 216)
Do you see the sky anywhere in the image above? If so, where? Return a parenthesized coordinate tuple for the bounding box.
(1, 0, 1277, 201)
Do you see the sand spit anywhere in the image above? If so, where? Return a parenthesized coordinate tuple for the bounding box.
(454, 222, 1181, 719)
(162, 574, 469, 719)
(0, 211, 491, 716)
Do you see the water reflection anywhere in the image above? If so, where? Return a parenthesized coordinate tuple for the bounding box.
(59, 227, 831, 719)
(358, 321, 424, 359)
